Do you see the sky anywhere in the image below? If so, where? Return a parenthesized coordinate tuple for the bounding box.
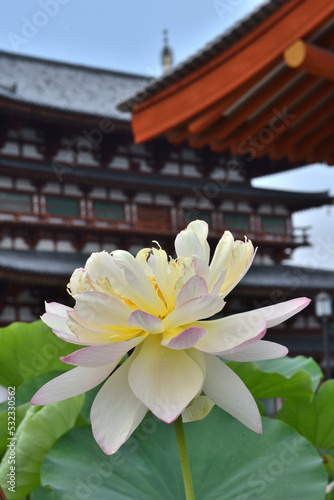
(1, 0, 333, 270)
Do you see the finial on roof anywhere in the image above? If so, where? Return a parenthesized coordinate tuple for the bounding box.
(161, 29, 173, 73)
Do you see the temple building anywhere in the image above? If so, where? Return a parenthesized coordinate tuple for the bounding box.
(0, 0, 333, 370)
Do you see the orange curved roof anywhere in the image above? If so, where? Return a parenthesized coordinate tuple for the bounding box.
(120, 0, 334, 166)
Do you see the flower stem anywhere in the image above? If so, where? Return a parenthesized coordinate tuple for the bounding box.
(174, 415, 195, 500)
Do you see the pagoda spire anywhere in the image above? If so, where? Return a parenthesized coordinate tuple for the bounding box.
(161, 29, 173, 73)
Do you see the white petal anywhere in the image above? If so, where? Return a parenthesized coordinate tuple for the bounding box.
(31, 363, 117, 405)
(208, 231, 234, 290)
(255, 297, 311, 328)
(128, 335, 204, 423)
(220, 239, 255, 298)
(68, 268, 93, 294)
(221, 340, 288, 361)
(163, 293, 225, 331)
(182, 395, 215, 423)
(112, 250, 165, 315)
(175, 228, 204, 260)
(194, 310, 267, 355)
(149, 248, 180, 312)
(85, 251, 163, 316)
(85, 250, 123, 285)
(203, 354, 262, 433)
(186, 347, 207, 375)
(192, 256, 210, 285)
(67, 312, 141, 345)
(60, 336, 146, 367)
(135, 247, 152, 275)
(162, 326, 208, 349)
(175, 275, 208, 308)
(73, 291, 133, 327)
(128, 310, 164, 334)
(91, 356, 147, 455)
(187, 220, 209, 244)
(187, 220, 210, 263)
(211, 270, 226, 294)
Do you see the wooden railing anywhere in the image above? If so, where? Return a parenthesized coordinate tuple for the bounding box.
(0, 210, 311, 246)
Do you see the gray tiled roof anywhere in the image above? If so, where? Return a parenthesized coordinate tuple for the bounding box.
(0, 51, 151, 121)
(0, 249, 86, 277)
(242, 264, 334, 291)
(0, 249, 333, 293)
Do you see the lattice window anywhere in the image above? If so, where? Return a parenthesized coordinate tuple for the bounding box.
(224, 213, 249, 231)
(0, 192, 32, 213)
(183, 209, 211, 225)
(261, 216, 286, 234)
(47, 196, 79, 216)
(93, 201, 124, 220)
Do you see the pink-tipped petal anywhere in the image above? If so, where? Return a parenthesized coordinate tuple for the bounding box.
(45, 302, 72, 316)
(60, 336, 146, 367)
(256, 297, 311, 328)
(41, 311, 80, 344)
(128, 335, 204, 423)
(222, 340, 288, 361)
(194, 310, 267, 355)
(42, 303, 79, 344)
(175, 275, 208, 308)
(163, 293, 225, 330)
(162, 326, 208, 350)
(50, 328, 85, 345)
(203, 353, 262, 434)
(128, 310, 164, 334)
(91, 356, 147, 455)
(31, 363, 117, 406)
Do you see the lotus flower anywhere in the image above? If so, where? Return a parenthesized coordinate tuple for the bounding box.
(31, 220, 310, 454)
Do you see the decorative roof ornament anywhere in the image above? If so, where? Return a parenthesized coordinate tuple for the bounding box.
(161, 29, 173, 73)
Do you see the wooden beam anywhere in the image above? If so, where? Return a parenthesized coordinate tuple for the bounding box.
(230, 75, 320, 151)
(231, 81, 334, 158)
(270, 95, 334, 160)
(284, 40, 334, 81)
(132, 0, 334, 143)
(166, 127, 189, 144)
(311, 133, 334, 164)
(187, 65, 275, 135)
(287, 130, 332, 163)
(287, 114, 333, 160)
(210, 74, 319, 153)
(201, 28, 334, 146)
(289, 136, 334, 163)
(188, 136, 209, 149)
(189, 67, 301, 147)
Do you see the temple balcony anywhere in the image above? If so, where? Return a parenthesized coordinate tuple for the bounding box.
(0, 210, 311, 252)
